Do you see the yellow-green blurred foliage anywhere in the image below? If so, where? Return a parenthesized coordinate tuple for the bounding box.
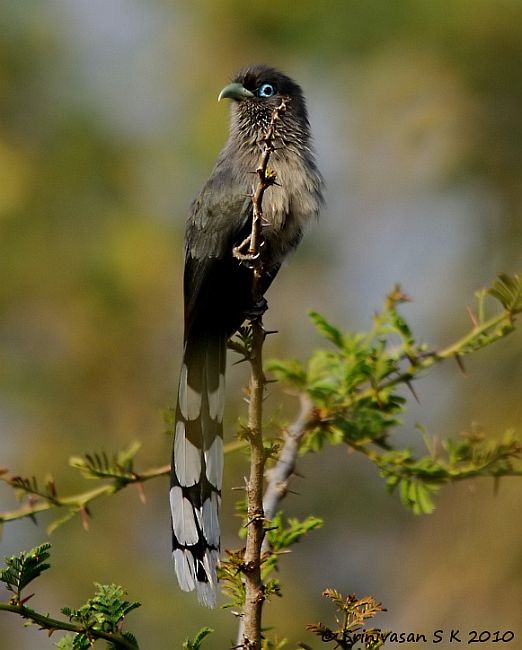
(1, 1, 520, 647)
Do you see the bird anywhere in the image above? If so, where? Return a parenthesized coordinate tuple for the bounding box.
(170, 64, 324, 607)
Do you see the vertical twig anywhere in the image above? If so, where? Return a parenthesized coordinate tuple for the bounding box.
(233, 99, 287, 650)
(241, 320, 266, 649)
(248, 99, 287, 258)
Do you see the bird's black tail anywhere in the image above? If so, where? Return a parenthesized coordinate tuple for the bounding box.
(170, 331, 226, 607)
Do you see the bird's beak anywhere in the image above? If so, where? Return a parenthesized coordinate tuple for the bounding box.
(218, 82, 254, 102)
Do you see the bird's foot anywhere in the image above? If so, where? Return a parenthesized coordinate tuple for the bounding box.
(244, 297, 268, 321)
(233, 240, 265, 268)
(233, 247, 260, 266)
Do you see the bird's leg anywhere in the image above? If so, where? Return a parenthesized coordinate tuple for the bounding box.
(244, 296, 268, 321)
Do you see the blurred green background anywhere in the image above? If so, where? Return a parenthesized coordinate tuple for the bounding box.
(1, 1, 521, 647)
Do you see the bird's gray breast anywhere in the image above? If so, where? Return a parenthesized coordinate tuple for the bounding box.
(215, 129, 323, 266)
(256, 149, 322, 263)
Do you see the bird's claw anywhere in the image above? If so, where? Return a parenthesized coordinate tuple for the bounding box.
(233, 248, 260, 266)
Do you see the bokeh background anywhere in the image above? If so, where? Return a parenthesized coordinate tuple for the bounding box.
(1, 1, 521, 647)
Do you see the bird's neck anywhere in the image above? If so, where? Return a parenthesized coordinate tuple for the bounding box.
(230, 106, 311, 160)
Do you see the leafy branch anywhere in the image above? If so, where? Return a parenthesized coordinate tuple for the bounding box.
(267, 273, 522, 516)
(1, 273, 520, 648)
(220, 512, 322, 615)
(271, 273, 522, 411)
(377, 427, 521, 514)
(0, 544, 140, 649)
(0, 442, 169, 533)
(0, 436, 247, 532)
(306, 588, 387, 649)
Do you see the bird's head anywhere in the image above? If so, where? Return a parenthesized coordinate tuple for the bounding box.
(218, 64, 309, 139)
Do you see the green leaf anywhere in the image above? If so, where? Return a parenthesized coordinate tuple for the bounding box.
(414, 482, 437, 515)
(263, 514, 323, 580)
(266, 513, 323, 552)
(117, 441, 142, 469)
(55, 634, 90, 650)
(183, 627, 214, 649)
(62, 583, 140, 641)
(69, 442, 141, 481)
(72, 635, 90, 650)
(122, 632, 139, 647)
(1, 543, 51, 601)
(309, 311, 344, 348)
(487, 272, 522, 313)
(266, 358, 307, 388)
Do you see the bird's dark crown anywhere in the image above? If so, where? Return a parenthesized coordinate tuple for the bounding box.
(233, 65, 302, 98)
(230, 64, 309, 131)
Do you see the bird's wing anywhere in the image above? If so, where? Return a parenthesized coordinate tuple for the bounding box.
(183, 175, 254, 339)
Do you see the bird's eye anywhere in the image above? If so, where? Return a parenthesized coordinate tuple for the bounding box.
(257, 83, 276, 98)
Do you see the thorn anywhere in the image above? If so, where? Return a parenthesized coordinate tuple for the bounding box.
(80, 504, 90, 531)
(467, 306, 479, 328)
(136, 482, 146, 504)
(405, 380, 420, 403)
(243, 513, 266, 528)
(455, 354, 467, 376)
(20, 593, 35, 606)
(46, 477, 57, 499)
(27, 496, 38, 525)
(232, 356, 250, 366)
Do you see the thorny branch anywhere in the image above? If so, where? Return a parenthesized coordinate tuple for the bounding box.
(232, 98, 287, 268)
(0, 440, 249, 529)
(0, 462, 170, 530)
(235, 98, 287, 650)
(0, 602, 139, 650)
